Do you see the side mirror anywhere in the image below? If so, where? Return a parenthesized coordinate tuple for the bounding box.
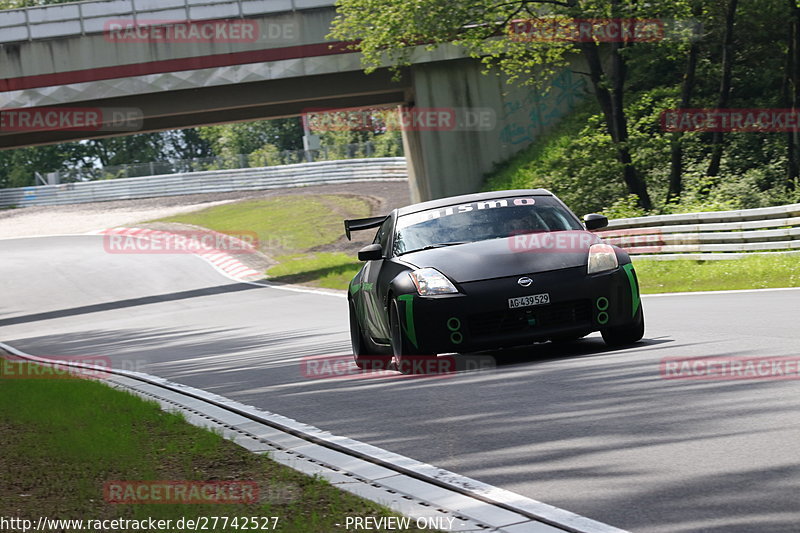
(583, 213, 608, 231)
(358, 243, 383, 261)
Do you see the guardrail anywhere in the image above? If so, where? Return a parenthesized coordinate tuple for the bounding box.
(598, 203, 800, 260)
(57, 141, 403, 183)
(0, 158, 407, 207)
(0, 0, 337, 44)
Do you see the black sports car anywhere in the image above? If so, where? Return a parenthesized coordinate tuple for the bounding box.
(345, 189, 644, 372)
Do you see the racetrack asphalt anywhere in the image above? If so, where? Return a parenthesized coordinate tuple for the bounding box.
(1, 234, 798, 532)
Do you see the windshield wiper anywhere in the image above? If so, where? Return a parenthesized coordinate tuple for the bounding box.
(397, 241, 470, 255)
(421, 241, 469, 250)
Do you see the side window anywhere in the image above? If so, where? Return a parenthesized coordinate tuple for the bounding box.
(373, 219, 392, 253)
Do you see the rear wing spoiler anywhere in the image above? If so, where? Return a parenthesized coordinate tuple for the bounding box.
(344, 216, 387, 240)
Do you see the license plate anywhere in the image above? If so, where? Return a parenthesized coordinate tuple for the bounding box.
(508, 293, 550, 309)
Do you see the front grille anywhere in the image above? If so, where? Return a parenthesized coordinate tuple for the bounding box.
(468, 300, 592, 338)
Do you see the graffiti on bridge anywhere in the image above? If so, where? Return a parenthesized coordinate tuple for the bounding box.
(498, 70, 588, 146)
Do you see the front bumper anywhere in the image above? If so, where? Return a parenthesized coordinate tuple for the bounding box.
(398, 265, 640, 354)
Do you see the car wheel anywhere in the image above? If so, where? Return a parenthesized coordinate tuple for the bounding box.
(601, 308, 645, 346)
(389, 298, 427, 374)
(350, 301, 391, 370)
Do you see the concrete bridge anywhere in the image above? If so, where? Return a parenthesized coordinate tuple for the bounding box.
(0, 0, 588, 201)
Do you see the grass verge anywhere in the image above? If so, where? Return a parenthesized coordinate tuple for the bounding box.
(153, 194, 369, 290)
(267, 253, 362, 290)
(634, 254, 800, 294)
(263, 252, 800, 293)
(153, 193, 799, 294)
(155, 195, 371, 254)
(0, 363, 430, 532)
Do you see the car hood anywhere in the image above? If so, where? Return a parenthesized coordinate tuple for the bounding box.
(397, 231, 601, 283)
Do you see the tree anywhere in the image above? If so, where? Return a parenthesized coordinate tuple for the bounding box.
(330, 0, 696, 209)
(0, 143, 89, 187)
(667, 2, 704, 201)
(197, 118, 303, 159)
(706, 0, 739, 177)
(785, 0, 800, 188)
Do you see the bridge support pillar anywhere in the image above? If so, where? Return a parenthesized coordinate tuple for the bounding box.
(401, 57, 588, 202)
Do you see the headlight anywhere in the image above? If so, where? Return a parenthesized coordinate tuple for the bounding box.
(409, 268, 458, 296)
(587, 243, 619, 274)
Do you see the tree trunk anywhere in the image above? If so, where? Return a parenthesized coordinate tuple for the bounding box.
(667, 5, 702, 202)
(707, 0, 739, 177)
(578, 40, 652, 210)
(787, 0, 800, 188)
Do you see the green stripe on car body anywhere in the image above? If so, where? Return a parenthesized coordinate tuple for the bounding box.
(397, 294, 418, 348)
(622, 263, 641, 317)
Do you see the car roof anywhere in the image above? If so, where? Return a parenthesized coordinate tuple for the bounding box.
(395, 189, 554, 216)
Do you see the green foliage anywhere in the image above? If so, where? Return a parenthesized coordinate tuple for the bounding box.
(332, 0, 693, 89)
(600, 195, 647, 219)
(484, 99, 628, 215)
(197, 118, 303, 160)
(335, 0, 799, 214)
(248, 143, 284, 167)
(371, 130, 404, 156)
(0, 144, 88, 188)
(485, 85, 799, 216)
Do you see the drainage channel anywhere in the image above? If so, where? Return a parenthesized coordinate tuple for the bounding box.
(0, 342, 628, 533)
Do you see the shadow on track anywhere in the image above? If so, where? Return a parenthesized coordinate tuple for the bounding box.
(0, 283, 263, 327)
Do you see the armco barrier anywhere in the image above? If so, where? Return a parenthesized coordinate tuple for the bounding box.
(0, 158, 407, 207)
(598, 203, 800, 260)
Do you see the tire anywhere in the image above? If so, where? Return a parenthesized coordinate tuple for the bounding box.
(601, 307, 645, 346)
(389, 298, 429, 374)
(350, 301, 391, 370)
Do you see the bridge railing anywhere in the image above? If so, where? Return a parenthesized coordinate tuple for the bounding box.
(597, 203, 800, 260)
(0, 157, 407, 208)
(0, 0, 337, 43)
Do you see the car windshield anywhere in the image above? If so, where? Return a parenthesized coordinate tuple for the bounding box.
(393, 196, 582, 255)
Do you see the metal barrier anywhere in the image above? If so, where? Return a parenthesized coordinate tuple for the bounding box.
(0, 0, 337, 43)
(598, 203, 800, 260)
(58, 141, 403, 182)
(0, 158, 407, 207)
